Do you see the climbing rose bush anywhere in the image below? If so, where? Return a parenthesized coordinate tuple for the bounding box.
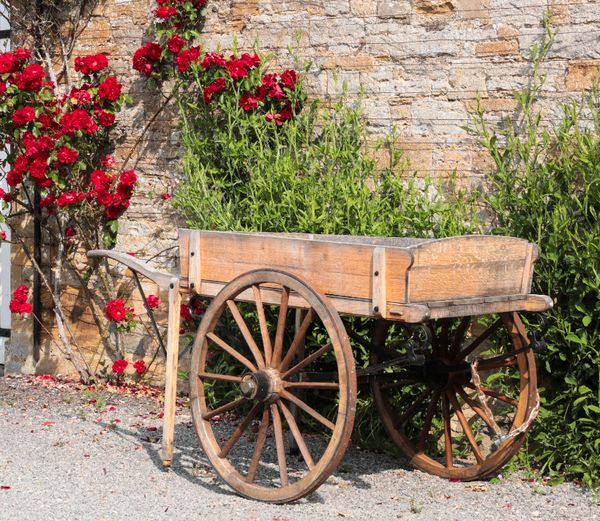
(0, 49, 136, 245)
(132, 0, 302, 126)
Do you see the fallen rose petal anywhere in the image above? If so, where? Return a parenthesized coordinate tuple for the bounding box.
(1, 486, 11, 490)
(147, 426, 157, 431)
(42, 421, 55, 426)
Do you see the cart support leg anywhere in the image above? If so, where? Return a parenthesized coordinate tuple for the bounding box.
(161, 278, 181, 467)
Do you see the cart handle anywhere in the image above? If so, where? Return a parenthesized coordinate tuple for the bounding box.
(87, 249, 176, 291)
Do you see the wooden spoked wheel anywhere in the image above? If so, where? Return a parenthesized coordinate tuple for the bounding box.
(189, 269, 357, 503)
(371, 312, 537, 480)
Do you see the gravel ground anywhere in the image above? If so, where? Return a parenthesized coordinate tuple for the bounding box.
(0, 375, 597, 521)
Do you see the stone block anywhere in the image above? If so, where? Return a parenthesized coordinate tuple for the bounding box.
(231, 0, 260, 18)
(377, 0, 411, 18)
(453, 0, 490, 20)
(350, 0, 377, 16)
(323, 0, 351, 16)
(448, 67, 487, 100)
(475, 39, 519, 57)
(415, 0, 456, 15)
(565, 60, 600, 91)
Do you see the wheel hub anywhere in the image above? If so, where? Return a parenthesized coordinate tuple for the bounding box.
(240, 370, 281, 402)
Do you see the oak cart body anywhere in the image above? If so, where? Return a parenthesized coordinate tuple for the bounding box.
(88, 230, 552, 503)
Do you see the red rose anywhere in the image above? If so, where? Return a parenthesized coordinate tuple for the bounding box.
(39, 194, 56, 208)
(0, 52, 18, 73)
(105, 199, 129, 219)
(0, 81, 6, 94)
(175, 46, 201, 73)
(167, 35, 186, 53)
(180, 303, 193, 322)
(160, 193, 172, 200)
(225, 58, 248, 80)
(155, 6, 178, 19)
(6, 169, 23, 187)
(15, 63, 46, 91)
(12, 106, 36, 126)
(94, 108, 116, 126)
(201, 52, 226, 70)
(106, 299, 135, 322)
(13, 155, 29, 173)
(0, 231, 6, 241)
(55, 191, 84, 207)
(60, 109, 98, 135)
(118, 170, 137, 187)
(239, 53, 260, 69)
(90, 169, 113, 192)
(57, 146, 78, 164)
(203, 77, 226, 104)
(280, 69, 297, 90)
(65, 226, 76, 237)
(74, 54, 108, 75)
(239, 93, 258, 111)
(133, 42, 163, 78)
(146, 294, 161, 309)
(98, 76, 122, 101)
(9, 285, 32, 315)
(29, 157, 48, 179)
(133, 360, 146, 374)
(69, 87, 92, 105)
(112, 358, 128, 375)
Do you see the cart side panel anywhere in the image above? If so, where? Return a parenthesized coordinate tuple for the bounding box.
(179, 230, 413, 307)
(407, 236, 535, 303)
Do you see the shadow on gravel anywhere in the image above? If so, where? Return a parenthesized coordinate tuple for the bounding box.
(102, 420, 412, 503)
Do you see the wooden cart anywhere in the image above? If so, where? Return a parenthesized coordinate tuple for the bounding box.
(89, 230, 552, 503)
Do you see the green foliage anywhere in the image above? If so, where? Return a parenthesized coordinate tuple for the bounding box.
(468, 31, 600, 487)
(174, 68, 478, 238)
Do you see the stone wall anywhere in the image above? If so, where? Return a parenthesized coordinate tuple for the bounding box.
(7, 0, 600, 377)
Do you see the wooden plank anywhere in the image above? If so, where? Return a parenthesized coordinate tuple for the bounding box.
(194, 230, 412, 304)
(372, 247, 387, 318)
(161, 277, 182, 466)
(178, 229, 191, 281)
(424, 294, 553, 320)
(407, 236, 531, 302)
(188, 232, 201, 292)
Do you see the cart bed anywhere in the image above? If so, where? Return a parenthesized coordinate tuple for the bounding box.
(178, 230, 552, 322)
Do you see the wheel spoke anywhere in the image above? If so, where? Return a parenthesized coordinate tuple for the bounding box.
(246, 407, 270, 483)
(449, 317, 471, 358)
(280, 389, 335, 431)
(456, 318, 502, 361)
(278, 401, 315, 469)
(447, 391, 484, 464)
(282, 342, 333, 379)
(442, 392, 453, 469)
(464, 383, 518, 407)
(253, 285, 273, 366)
(279, 309, 315, 372)
(198, 372, 243, 383)
(226, 300, 266, 369)
(202, 396, 246, 420)
(271, 287, 290, 367)
(475, 353, 518, 371)
(270, 403, 289, 487)
(416, 389, 442, 453)
(207, 333, 257, 372)
(454, 385, 498, 432)
(219, 402, 263, 458)
(393, 387, 433, 429)
(283, 381, 339, 390)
